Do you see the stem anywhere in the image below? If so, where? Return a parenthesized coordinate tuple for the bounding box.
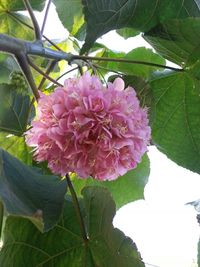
(0, 201, 4, 240)
(56, 66, 79, 81)
(73, 55, 183, 72)
(38, 60, 58, 90)
(7, 11, 62, 51)
(66, 174, 88, 243)
(28, 58, 62, 86)
(41, 0, 52, 36)
(16, 54, 40, 100)
(93, 63, 123, 76)
(23, 0, 42, 41)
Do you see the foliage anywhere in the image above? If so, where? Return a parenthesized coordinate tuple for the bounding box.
(0, 0, 200, 266)
(0, 187, 145, 267)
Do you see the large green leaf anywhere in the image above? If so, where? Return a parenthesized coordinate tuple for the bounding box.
(144, 18, 200, 67)
(0, 0, 45, 39)
(150, 71, 200, 174)
(72, 154, 150, 209)
(0, 0, 45, 11)
(118, 47, 166, 78)
(0, 149, 67, 232)
(0, 54, 19, 83)
(53, 0, 84, 36)
(0, 84, 30, 136)
(82, 0, 200, 52)
(0, 133, 32, 164)
(0, 12, 34, 39)
(0, 187, 145, 267)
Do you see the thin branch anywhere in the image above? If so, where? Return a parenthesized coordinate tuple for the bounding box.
(7, 11, 62, 51)
(93, 63, 123, 76)
(38, 60, 58, 90)
(73, 55, 183, 72)
(41, 0, 52, 36)
(23, 0, 42, 41)
(56, 66, 79, 81)
(16, 53, 40, 100)
(66, 174, 88, 244)
(28, 58, 62, 87)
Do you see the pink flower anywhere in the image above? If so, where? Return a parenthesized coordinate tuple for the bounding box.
(26, 72, 151, 180)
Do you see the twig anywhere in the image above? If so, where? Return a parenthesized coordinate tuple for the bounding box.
(28, 58, 62, 87)
(23, 0, 42, 41)
(38, 60, 58, 90)
(66, 174, 88, 244)
(93, 63, 123, 76)
(73, 55, 183, 72)
(56, 66, 79, 81)
(7, 11, 62, 51)
(41, 0, 52, 36)
(16, 53, 40, 100)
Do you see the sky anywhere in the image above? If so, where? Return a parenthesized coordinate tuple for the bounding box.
(35, 4, 200, 267)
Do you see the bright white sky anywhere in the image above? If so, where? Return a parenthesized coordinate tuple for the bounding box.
(35, 4, 200, 267)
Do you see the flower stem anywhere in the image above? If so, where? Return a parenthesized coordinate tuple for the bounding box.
(38, 60, 58, 90)
(66, 174, 88, 243)
(28, 58, 62, 86)
(56, 66, 79, 82)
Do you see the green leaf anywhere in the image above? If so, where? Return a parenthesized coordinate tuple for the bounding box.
(0, 12, 34, 40)
(0, 149, 67, 232)
(150, 71, 200, 174)
(82, 0, 200, 52)
(118, 47, 166, 78)
(0, 0, 45, 11)
(116, 28, 139, 39)
(0, 54, 19, 83)
(72, 154, 150, 209)
(53, 0, 84, 36)
(0, 84, 30, 136)
(0, 187, 145, 267)
(0, 133, 32, 164)
(144, 18, 200, 66)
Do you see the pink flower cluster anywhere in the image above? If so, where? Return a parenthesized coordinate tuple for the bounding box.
(26, 72, 151, 180)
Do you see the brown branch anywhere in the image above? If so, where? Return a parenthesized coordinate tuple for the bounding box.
(23, 0, 42, 41)
(38, 60, 58, 90)
(7, 11, 62, 51)
(28, 58, 62, 87)
(41, 0, 52, 36)
(16, 53, 40, 100)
